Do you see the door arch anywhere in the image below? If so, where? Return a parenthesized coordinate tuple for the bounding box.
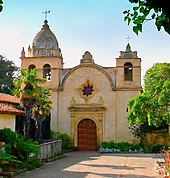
(78, 119, 97, 151)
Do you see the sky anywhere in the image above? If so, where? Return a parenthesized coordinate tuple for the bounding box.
(0, 0, 170, 86)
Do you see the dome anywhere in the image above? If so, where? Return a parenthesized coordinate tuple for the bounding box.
(29, 20, 62, 57)
(33, 20, 58, 49)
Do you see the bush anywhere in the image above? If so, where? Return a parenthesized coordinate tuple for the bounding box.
(101, 141, 115, 149)
(99, 141, 143, 152)
(14, 134, 40, 161)
(0, 128, 39, 161)
(56, 132, 72, 151)
(0, 153, 22, 172)
(50, 131, 73, 151)
(25, 157, 43, 171)
(151, 144, 164, 153)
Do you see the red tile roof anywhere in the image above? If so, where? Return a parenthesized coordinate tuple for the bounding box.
(0, 93, 20, 104)
(0, 105, 25, 115)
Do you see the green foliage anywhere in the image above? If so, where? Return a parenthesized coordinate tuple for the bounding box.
(0, 129, 42, 172)
(151, 144, 164, 153)
(13, 69, 46, 100)
(0, 128, 16, 154)
(143, 144, 166, 153)
(13, 68, 53, 141)
(101, 141, 142, 151)
(14, 134, 40, 161)
(127, 63, 170, 138)
(0, 153, 22, 172)
(100, 141, 165, 153)
(0, 128, 39, 162)
(25, 157, 43, 171)
(0, 0, 3, 12)
(128, 123, 168, 140)
(101, 141, 115, 149)
(56, 132, 71, 150)
(50, 130, 58, 139)
(124, 0, 170, 35)
(0, 55, 19, 94)
(51, 131, 72, 151)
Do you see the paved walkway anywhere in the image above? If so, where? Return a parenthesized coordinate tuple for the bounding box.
(15, 151, 163, 178)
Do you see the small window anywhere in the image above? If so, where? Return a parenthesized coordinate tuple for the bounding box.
(28, 64, 36, 71)
(43, 64, 51, 81)
(124, 62, 133, 81)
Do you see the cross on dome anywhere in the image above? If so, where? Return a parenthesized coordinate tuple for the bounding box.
(126, 36, 131, 42)
(42, 10, 50, 20)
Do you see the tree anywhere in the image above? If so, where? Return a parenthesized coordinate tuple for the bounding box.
(127, 63, 170, 138)
(32, 87, 52, 142)
(124, 0, 170, 35)
(0, 55, 19, 94)
(13, 68, 52, 141)
(0, 0, 3, 12)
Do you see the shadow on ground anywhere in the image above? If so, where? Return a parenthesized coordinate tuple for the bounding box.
(15, 151, 161, 178)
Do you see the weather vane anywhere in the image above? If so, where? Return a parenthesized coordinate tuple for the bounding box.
(42, 10, 50, 20)
(126, 36, 131, 42)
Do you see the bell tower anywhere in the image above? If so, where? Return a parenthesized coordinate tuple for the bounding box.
(116, 43, 141, 89)
(20, 20, 63, 89)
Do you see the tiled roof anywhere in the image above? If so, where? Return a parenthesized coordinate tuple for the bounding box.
(0, 93, 20, 104)
(0, 104, 25, 115)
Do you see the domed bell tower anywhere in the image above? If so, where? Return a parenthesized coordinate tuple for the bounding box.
(21, 20, 63, 89)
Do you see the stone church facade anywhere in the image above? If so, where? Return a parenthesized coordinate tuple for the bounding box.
(21, 20, 142, 151)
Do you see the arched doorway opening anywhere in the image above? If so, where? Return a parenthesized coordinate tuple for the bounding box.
(78, 119, 97, 151)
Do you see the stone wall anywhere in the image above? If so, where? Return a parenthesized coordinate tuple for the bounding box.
(38, 140, 62, 161)
(143, 133, 170, 146)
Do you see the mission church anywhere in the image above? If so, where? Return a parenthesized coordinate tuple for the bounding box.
(20, 19, 142, 151)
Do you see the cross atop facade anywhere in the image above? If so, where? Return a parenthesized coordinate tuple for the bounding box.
(42, 10, 50, 20)
(126, 36, 131, 42)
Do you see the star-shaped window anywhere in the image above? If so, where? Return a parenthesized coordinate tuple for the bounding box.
(82, 84, 94, 97)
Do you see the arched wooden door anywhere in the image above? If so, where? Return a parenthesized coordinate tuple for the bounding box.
(78, 119, 97, 151)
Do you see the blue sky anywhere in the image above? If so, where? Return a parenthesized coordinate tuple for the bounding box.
(0, 0, 170, 85)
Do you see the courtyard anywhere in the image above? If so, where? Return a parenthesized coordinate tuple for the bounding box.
(15, 151, 162, 178)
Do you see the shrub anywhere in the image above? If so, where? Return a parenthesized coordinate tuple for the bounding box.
(14, 134, 40, 161)
(151, 144, 164, 153)
(50, 130, 57, 140)
(0, 128, 40, 163)
(99, 141, 143, 152)
(0, 153, 22, 172)
(51, 131, 72, 151)
(25, 157, 43, 171)
(101, 141, 115, 149)
(56, 132, 72, 151)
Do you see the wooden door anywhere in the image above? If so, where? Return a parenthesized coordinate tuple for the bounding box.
(78, 119, 97, 151)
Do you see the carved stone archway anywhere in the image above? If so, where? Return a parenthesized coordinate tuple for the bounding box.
(69, 100, 105, 149)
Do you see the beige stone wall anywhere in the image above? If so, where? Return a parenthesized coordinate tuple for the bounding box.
(21, 52, 142, 146)
(116, 90, 140, 143)
(144, 133, 170, 146)
(116, 58, 141, 88)
(50, 91, 58, 131)
(21, 56, 62, 88)
(0, 114, 16, 131)
(57, 65, 116, 146)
